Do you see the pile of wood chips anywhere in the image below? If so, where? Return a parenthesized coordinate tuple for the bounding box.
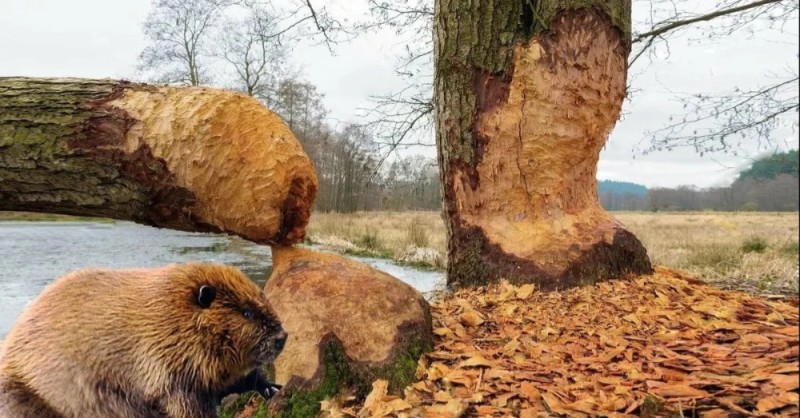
(324, 267, 799, 417)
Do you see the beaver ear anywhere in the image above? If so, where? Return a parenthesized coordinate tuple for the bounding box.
(197, 285, 216, 308)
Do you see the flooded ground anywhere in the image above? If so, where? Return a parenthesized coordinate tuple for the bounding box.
(0, 221, 444, 339)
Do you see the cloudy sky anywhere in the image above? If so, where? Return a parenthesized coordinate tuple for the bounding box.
(1, 0, 797, 188)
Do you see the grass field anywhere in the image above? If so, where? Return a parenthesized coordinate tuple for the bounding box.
(0, 211, 114, 222)
(307, 211, 799, 295)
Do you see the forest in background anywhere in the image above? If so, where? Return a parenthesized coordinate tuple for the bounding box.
(298, 146, 799, 213)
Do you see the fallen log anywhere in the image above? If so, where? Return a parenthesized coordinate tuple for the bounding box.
(0, 77, 317, 244)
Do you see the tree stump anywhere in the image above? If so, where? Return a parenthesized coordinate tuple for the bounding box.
(262, 246, 432, 417)
(0, 77, 317, 245)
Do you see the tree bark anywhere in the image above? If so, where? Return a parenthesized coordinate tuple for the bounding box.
(0, 77, 317, 245)
(434, 1, 652, 289)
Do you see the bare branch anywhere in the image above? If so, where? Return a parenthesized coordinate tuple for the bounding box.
(632, 0, 782, 45)
(639, 75, 800, 155)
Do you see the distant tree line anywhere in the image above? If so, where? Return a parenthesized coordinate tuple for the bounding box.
(600, 151, 799, 212)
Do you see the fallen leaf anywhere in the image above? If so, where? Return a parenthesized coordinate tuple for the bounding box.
(459, 310, 484, 327)
(541, 392, 565, 413)
(359, 380, 388, 417)
(384, 398, 412, 413)
(651, 383, 709, 398)
(493, 393, 516, 408)
(757, 392, 799, 412)
(460, 355, 492, 368)
(341, 269, 799, 418)
(516, 284, 535, 299)
(769, 373, 799, 391)
(426, 399, 466, 417)
(433, 327, 453, 336)
(519, 381, 539, 401)
(774, 326, 799, 337)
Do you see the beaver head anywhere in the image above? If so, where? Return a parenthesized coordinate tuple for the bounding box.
(164, 264, 286, 392)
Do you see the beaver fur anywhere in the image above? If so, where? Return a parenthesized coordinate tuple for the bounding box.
(0, 263, 286, 418)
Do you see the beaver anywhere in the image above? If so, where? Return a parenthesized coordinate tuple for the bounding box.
(0, 263, 287, 418)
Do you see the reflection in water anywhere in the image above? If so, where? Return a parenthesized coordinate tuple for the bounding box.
(0, 221, 442, 339)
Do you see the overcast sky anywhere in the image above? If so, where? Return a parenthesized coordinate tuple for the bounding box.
(1, 0, 797, 188)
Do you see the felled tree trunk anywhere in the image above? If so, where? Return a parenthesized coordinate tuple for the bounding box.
(0, 77, 317, 245)
(434, 1, 652, 289)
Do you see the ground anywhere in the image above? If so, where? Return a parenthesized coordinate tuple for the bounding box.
(320, 268, 799, 417)
(307, 211, 799, 296)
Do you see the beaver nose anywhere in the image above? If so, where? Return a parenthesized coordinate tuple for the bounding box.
(275, 330, 288, 352)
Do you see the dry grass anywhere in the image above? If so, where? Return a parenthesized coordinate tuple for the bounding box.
(306, 211, 447, 261)
(0, 211, 113, 222)
(620, 212, 799, 295)
(307, 211, 799, 295)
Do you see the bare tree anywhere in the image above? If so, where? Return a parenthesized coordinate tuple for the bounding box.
(219, 3, 292, 100)
(242, 0, 349, 52)
(632, 0, 799, 155)
(271, 78, 328, 140)
(138, 0, 230, 85)
(357, 1, 436, 155)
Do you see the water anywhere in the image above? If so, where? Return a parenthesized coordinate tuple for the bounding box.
(0, 221, 444, 340)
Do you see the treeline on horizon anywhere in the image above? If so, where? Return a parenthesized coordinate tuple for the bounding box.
(304, 149, 798, 213)
(599, 150, 799, 212)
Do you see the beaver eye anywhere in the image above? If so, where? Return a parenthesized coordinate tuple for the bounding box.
(242, 309, 254, 320)
(197, 285, 216, 308)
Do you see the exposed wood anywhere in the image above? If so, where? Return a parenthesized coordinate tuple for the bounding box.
(0, 77, 317, 245)
(262, 246, 432, 416)
(434, 1, 651, 289)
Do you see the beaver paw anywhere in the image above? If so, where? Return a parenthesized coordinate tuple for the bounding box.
(259, 381, 282, 399)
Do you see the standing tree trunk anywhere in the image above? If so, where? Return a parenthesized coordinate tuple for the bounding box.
(0, 77, 317, 245)
(434, 1, 652, 289)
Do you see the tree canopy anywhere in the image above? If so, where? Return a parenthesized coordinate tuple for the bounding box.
(738, 150, 799, 181)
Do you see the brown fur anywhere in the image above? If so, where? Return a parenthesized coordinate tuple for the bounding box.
(0, 264, 285, 418)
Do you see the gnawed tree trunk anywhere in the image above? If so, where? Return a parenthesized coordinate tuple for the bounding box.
(251, 246, 431, 417)
(434, 2, 652, 289)
(0, 77, 317, 245)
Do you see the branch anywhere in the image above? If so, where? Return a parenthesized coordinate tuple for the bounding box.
(632, 0, 782, 44)
(304, 0, 336, 52)
(640, 75, 800, 155)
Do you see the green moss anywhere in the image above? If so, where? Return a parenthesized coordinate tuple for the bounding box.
(217, 393, 252, 418)
(0, 78, 147, 217)
(639, 396, 664, 418)
(269, 336, 430, 418)
(272, 341, 356, 418)
(254, 402, 268, 418)
(375, 339, 431, 394)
